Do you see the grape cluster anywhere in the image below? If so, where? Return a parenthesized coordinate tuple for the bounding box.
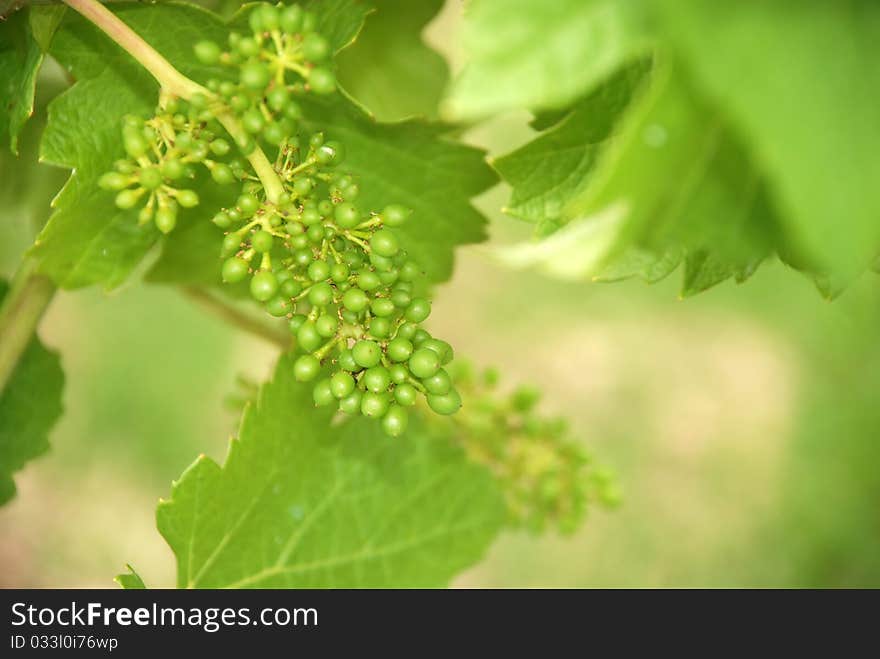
(445, 364, 619, 534)
(97, 101, 230, 233)
(100, 2, 461, 437)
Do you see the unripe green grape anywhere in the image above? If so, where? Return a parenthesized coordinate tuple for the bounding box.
(293, 249, 311, 266)
(251, 230, 274, 253)
(279, 4, 303, 33)
(230, 95, 250, 113)
(267, 87, 290, 112)
(342, 287, 368, 312)
(315, 314, 338, 338)
(391, 289, 411, 308)
(370, 229, 399, 257)
(286, 221, 305, 236)
(427, 388, 462, 416)
(341, 182, 359, 199)
(115, 189, 140, 209)
(337, 349, 360, 373)
(266, 296, 289, 317)
(98, 172, 129, 191)
(316, 141, 343, 165)
(221, 256, 250, 283)
(394, 383, 417, 407)
(335, 202, 359, 228)
(306, 224, 324, 243)
(189, 93, 208, 110)
(288, 314, 307, 334)
(370, 298, 395, 317)
(338, 389, 362, 414)
(250, 270, 279, 301)
(389, 364, 408, 384)
(511, 385, 541, 412)
(423, 368, 451, 395)
(405, 298, 431, 323)
(301, 208, 321, 225)
(280, 279, 302, 298)
(412, 329, 431, 346)
(309, 132, 324, 149)
(139, 167, 163, 190)
(399, 260, 421, 282)
(382, 405, 408, 437)
(305, 260, 328, 282)
(356, 269, 381, 291)
(155, 206, 177, 234)
(276, 269, 293, 283)
(194, 40, 221, 64)
(237, 193, 260, 216)
(221, 232, 243, 255)
(124, 133, 148, 158)
(211, 163, 236, 185)
(284, 100, 303, 120)
(330, 262, 350, 283)
(242, 108, 265, 134)
(293, 354, 320, 382)
(422, 338, 454, 365)
(262, 122, 286, 146)
(212, 211, 232, 228)
(394, 281, 413, 293)
(381, 204, 411, 227)
(409, 348, 440, 378)
(302, 33, 329, 61)
(313, 379, 334, 406)
(360, 391, 390, 419)
(308, 67, 336, 95)
(138, 206, 153, 224)
(297, 320, 323, 352)
(397, 322, 417, 340)
(176, 189, 200, 208)
(341, 309, 359, 324)
(369, 317, 391, 338)
(363, 366, 391, 393)
(330, 371, 355, 399)
(342, 250, 365, 268)
(292, 177, 314, 198)
(386, 337, 413, 362)
(369, 252, 394, 272)
(378, 269, 399, 286)
(209, 137, 231, 156)
(352, 340, 381, 368)
(256, 4, 279, 30)
(236, 36, 259, 57)
(308, 282, 334, 307)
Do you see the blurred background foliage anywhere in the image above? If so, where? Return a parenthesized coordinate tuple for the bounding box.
(1, 0, 879, 587)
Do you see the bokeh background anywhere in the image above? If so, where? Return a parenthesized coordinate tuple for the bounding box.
(1, 1, 879, 588)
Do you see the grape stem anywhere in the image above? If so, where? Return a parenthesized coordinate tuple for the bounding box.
(62, 0, 285, 203)
(182, 287, 289, 348)
(0, 258, 57, 395)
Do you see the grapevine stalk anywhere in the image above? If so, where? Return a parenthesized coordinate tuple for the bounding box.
(62, 0, 285, 203)
(0, 259, 56, 393)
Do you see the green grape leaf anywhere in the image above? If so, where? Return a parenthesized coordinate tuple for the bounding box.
(493, 59, 651, 224)
(156, 355, 505, 588)
(29, 5, 66, 51)
(0, 8, 44, 153)
(444, 0, 648, 119)
(298, 94, 495, 283)
(114, 564, 147, 589)
(660, 0, 880, 280)
(0, 280, 64, 506)
(33, 3, 230, 290)
(337, 0, 448, 120)
(499, 58, 780, 295)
